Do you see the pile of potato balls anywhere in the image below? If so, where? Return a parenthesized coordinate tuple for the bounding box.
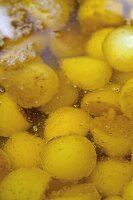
(1, 0, 133, 200)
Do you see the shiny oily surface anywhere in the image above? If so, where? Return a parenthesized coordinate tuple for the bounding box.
(103, 26, 133, 72)
(0, 0, 133, 200)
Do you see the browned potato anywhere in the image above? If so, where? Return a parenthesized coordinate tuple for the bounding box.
(0, 57, 59, 108)
(78, 0, 124, 32)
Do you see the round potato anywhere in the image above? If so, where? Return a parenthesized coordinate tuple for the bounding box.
(81, 84, 120, 117)
(78, 0, 124, 32)
(86, 27, 114, 60)
(90, 159, 133, 197)
(4, 132, 45, 169)
(103, 26, 133, 72)
(60, 57, 112, 90)
(90, 112, 133, 157)
(41, 135, 96, 181)
(0, 168, 51, 200)
(112, 70, 133, 86)
(0, 57, 59, 108)
(0, 93, 30, 137)
(44, 107, 90, 141)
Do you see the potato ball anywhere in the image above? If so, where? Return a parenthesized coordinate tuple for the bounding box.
(119, 78, 133, 118)
(86, 27, 114, 60)
(90, 112, 133, 157)
(49, 26, 87, 58)
(90, 159, 133, 197)
(4, 132, 45, 169)
(60, 57, 112, 90)
(49, 183, 101, 200)
(81, 84, 120, 117)
(78, 0, 124, 32)
(41, 70, 79, 114)
(0, 57, 59, 108)
(0, 168, 51, 200)
(103, 26, 133, 72)
(44, 107, 90, 141)
(0, 93, 30, 137)
(104, 196, 123, 200)
(41, 135, 96, 181)
(26, 0, 75, 30)
(112, 70, 133, 86)
(0, 150, 11, 182)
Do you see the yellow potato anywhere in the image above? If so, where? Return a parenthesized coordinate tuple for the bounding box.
(49, 26, 87, 58)
(90, 159, 133, 197)
(0, 93, 30, 137)
(44, 107, 90, 141)
(78, 0, 124, 32)
(60, 57, 112, 90)
(104, 196, 123, 200)
(49, 183, 101, 200)
(4, 132, 45, 169)
(81, 84, 120, 117)
(103, 26, 133, 72)
(41, 70, 79, 114)
(119, 78, 133, 118)
(0, 168, 51, 200)
(26, 0, 75, 29)
(41, 135, 96, 181)
(0, 57, 59, 108)
(86, 27, 114, 60)
(0, 150, 11, 182)
(90, 112, 133, 157)
(112, 70, 133, 86)
(123, 180, 133, 200)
